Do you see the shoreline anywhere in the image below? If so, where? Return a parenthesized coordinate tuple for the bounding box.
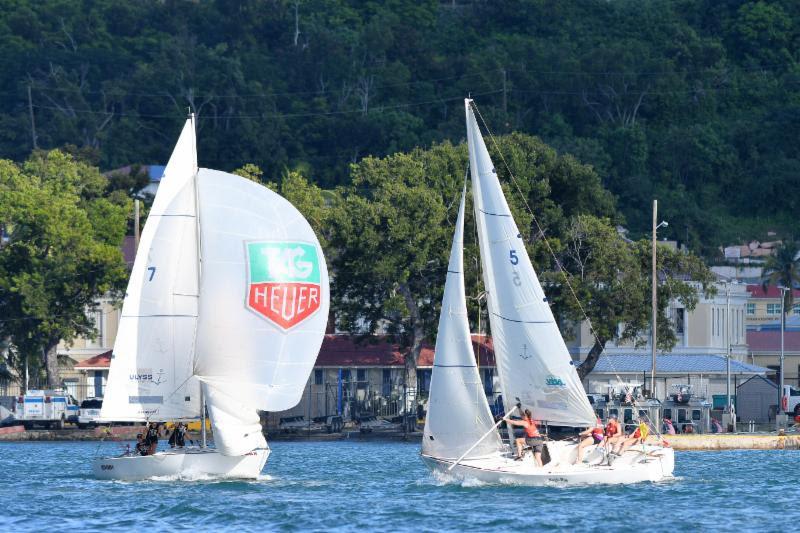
(2, 425, 800, 449)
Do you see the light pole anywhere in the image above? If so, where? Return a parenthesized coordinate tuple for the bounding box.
(778, 286, 788, 428)
(650, 199, 668, 399)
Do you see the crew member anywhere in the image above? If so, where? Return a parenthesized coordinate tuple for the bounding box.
(506, 409, 544, 467)
(574, 418, 605, 464)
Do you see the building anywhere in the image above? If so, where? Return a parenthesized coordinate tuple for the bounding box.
(747, 330, 800, 387)
(745, 285, 800, 328)
(263, 334, 496, 428)
(566, 281, 750, 400)
(583, 354, 768, 408)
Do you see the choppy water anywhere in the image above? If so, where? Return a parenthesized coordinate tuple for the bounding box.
(0, 440, 796, 531)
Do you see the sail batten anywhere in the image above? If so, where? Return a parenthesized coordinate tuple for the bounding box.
(466, 99, 596, 427)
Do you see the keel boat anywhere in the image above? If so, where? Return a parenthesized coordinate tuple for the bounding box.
(420, 100, 674, 486)
(93, 115, 329, 480)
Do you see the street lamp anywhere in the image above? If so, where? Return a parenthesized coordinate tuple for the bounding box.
(650, 198, 668, 399)
(778, 285, 788, 428)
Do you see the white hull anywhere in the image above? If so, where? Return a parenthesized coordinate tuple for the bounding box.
(92, 447, 270, 481)
(422, 441, 674, 486)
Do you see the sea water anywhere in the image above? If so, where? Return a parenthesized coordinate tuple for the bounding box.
(0, 440, 796, 532)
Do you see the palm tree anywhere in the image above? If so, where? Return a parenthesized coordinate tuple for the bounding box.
(761, 240, 800, 322)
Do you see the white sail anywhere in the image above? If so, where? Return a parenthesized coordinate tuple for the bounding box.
(100, 118, 201, 422)
(423, 190, 503, 460)
(466, 100, 595, 427)
(193, 169, 329, 455)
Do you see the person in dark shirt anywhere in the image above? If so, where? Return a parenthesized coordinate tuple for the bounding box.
(135, 433, 149, 456)
(169, 422, 187, 448)
(145, 422, 159, 455)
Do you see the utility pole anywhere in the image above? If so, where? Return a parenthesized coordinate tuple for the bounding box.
(27, 84, 38, 150)
(651, 200, 657, 398)
(778, 286, 788, 429)
(501, 68, 508, 117)
(650, 201, 668, 399)
(134, 199, 141, 251)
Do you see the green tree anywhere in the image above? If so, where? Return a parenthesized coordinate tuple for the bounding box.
(761, 240, 800, 325)
(0, 150, 129, 388)
(547, 215, 716, 379)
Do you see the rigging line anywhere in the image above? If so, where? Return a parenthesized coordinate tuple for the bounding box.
(29, 89, 504, 119)
(18, 61, 793, 100)
(470, 100, 666, 440)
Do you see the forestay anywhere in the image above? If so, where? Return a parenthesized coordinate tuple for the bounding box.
(193, 169, 329, 456)
(466, 100, 595, 427)
(100, 118, 201, 422)
(422, 190, 503, 460)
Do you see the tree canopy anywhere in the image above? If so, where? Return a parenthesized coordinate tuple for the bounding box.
(0, 150, 129, 388)
(0, 0, 798, 253)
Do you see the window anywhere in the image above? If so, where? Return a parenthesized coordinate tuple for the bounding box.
(746, 303, 755, 315)
(767, 303, 781, 315)
(482, 368, 494, 396)
(356, 368, 366, 390)
(417, 369, 432, 394)
(382, 369, 392, 397)
(314, 369, 323, 386)
(674, 308, 685, 335)
(793, 304, 800, 316)
(340, 369, 351, 382)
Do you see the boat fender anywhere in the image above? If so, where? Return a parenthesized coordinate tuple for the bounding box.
(782, 395, 788, 412)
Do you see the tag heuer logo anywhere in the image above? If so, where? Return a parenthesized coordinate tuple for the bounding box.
(246, 241, 322, 330)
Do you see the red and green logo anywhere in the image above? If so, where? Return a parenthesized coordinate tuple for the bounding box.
(246, 241, 322, 330)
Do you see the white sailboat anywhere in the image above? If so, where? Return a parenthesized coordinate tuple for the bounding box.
(93, 116, 329, 480)
(421, 100, 674, 485)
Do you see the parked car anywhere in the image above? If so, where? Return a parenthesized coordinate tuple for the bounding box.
(77, 398, 103, 429)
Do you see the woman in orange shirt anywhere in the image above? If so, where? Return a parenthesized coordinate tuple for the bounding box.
(506, 409, 544, 467)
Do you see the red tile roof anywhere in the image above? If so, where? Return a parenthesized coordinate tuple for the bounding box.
(316, 334, 495, 367)
(74, 350, 112, 369)
(747, 284, 800, 299)
(747, 330, 800, 352)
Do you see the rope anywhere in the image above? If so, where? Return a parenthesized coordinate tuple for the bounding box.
(469, 100, 665, 443)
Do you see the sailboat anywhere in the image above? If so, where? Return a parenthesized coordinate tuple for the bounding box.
(420, 100, 674, 485)
(92, 115, 329, 480)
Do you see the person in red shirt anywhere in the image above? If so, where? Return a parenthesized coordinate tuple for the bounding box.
(574, 418, 605, 464)
(506, 408, 544, 467)
(603, 414, 623, 451)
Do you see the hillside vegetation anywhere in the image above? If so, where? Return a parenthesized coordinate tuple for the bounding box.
(1, 0, 798, 253)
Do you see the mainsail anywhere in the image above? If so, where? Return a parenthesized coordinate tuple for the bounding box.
(465, 99, 595, 427)
(422, 190, 503, 460)
(193, 169, 330, 456)
(100, 118, 201, 422)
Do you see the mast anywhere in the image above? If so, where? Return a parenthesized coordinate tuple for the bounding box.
(188, 112, 206, 445)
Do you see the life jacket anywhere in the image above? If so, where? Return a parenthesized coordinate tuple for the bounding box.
(523, 418, 540, 438)
(604, 421, 619, 437)
(591, 427, 604, 440)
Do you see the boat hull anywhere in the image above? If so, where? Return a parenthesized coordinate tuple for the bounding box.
(92, 447, 270, 481)
(422, 442, 674, 486)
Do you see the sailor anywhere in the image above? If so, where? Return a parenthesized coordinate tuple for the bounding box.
(168, 422, 187, 448)
(506, 409, 544, 467)
(574, 418, 605, 464)
(615, 417, 649, 455)
(145, 422, 160, 455)
(135, 433, 149, 456)
(603, 414, 623, 451)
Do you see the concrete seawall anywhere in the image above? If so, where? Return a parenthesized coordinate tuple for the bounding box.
(662, 433, 800, 450)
